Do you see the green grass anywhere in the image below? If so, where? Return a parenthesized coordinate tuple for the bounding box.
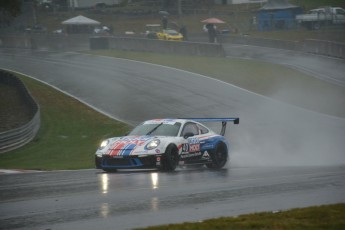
(137, 204, 345, 230)
(0, 73, 130, 170)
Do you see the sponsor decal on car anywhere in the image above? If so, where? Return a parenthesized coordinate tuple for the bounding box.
(113, 155, 124, 158)
(156, 156, 161, 166)
(201, 143, 214, 149)
(180, 152, 202, 159)
(108, 136, 153, 156)
(202, 151, 210, 159)
(182, 137, 201, 153)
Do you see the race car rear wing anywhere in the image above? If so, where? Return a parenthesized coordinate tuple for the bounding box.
(181, 118, 239, 136)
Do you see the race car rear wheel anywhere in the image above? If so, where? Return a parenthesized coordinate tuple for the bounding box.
(161, 144, 178, 171)
(206, 142, 228, 169)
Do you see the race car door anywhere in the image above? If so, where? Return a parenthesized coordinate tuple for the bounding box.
(180, 122, 205, 160)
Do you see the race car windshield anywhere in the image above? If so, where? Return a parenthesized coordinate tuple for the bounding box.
(129, 122, 181, 136)
(146, 122, 163, 135)
(166, 30, 178, 35)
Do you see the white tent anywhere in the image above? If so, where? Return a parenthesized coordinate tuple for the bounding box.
(62, 15, 100, 25)
(62, 15, 100, 34)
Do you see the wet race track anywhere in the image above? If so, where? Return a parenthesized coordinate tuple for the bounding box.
(0, 47, 345, 229)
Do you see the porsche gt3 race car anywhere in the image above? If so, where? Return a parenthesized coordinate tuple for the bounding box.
(95, 118, 239, 172)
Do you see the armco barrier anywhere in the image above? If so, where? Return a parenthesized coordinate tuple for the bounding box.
(302, 39, 345, 59)
(0, 70, 40, 153)
(222, 35, 345, 59)
(91, 37, 225, 57)
(223, 35, 301, 51)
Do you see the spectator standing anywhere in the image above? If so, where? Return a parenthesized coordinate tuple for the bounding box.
(207, 24, 216, 43)
(162, 16, 168, 29)
(179, 25, 188, 41)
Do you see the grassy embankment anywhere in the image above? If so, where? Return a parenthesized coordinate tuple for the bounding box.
(137, 203, 345, 230)
(0, 73, 130, 170)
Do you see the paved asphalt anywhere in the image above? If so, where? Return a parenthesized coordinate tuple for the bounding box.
(0, 47, 344, 229)
(1, 166, 344, 230)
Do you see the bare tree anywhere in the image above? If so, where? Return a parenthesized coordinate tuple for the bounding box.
(0, 0, 21, 27)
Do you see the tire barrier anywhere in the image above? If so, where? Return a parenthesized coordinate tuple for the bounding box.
(0, 70, 40, 153)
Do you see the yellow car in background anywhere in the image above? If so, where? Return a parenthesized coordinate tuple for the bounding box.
(157, 29, 183, 41)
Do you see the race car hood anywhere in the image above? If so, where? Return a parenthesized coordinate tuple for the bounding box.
(106, 136, 158, 156)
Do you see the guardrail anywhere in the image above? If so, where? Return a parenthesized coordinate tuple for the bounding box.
(0, 70, 40, 153)
(222, 35, 345, 59)
(302, 39, 345, 59)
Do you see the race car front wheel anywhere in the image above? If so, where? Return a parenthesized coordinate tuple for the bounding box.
(161, 144, 178, 171)
(206, 142, 228, 169)
(103, 168, 118, 173)
(95, 156, 102, 169)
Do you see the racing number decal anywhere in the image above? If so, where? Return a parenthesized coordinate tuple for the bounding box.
(183, 137, 200, 153)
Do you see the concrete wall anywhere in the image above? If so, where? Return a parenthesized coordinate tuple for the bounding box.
(91, 37, 226, 57)
(0, 35, 32, 49)
(0, 34, 225, 57)
(1, 34, 344, 59)
(215, 0, 267, 4)
(0, 34, 89, 51)
(69, 0, 122, 8)
(31, 34, 90, 51)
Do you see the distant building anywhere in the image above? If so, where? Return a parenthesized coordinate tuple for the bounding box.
(215, 0, 267, 4)
(68, 0, 124, 9)
(257, 0, 302, 31)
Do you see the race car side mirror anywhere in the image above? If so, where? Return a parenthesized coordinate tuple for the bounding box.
(183, 132, 194, 139)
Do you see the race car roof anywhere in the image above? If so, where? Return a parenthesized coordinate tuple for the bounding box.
(147, 118, 239, 124)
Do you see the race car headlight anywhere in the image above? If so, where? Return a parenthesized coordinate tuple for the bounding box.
(99, 140, 109, 150)
(146, 139, 160, 150)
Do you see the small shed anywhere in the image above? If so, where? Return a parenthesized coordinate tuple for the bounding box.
(257, 0, 303, 31)
(62, 15, 100, 34)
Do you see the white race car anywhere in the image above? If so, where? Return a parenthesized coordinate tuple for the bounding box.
(95, 118, 239, 172)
